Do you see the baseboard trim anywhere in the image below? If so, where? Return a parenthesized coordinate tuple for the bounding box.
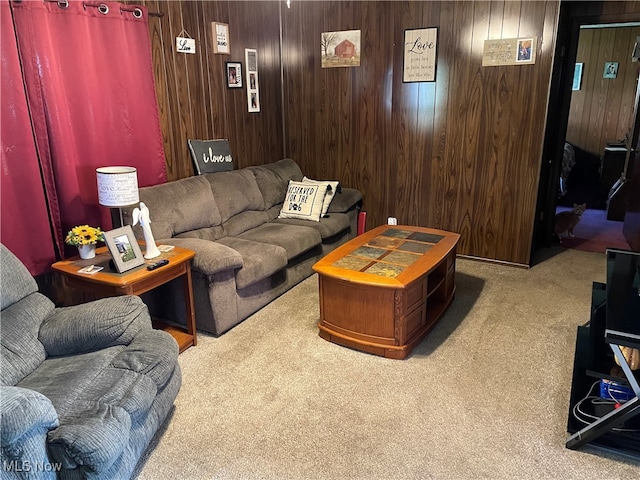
(456, 254, 530, 269)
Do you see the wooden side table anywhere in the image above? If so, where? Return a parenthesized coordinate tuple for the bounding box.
(51, 244, 197, 353)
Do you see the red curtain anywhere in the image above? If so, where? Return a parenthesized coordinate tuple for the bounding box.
(2, 0, 166, 274)
(1, 0, 57, 275)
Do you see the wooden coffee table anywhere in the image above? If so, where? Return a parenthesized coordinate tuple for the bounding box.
(51, 244, 197, 353)
(312, 225, 460, 359)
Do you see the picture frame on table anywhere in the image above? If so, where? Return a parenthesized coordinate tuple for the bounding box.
(104, 225, 145, 273)
(226, 62, 242, 88)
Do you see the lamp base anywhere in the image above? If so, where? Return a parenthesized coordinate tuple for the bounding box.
(109, 207, 134, 229)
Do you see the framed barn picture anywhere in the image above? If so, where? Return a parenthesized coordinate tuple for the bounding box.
(321, 30, 361, 68)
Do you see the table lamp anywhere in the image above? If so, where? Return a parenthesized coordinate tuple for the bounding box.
(96, 166, 139, 228)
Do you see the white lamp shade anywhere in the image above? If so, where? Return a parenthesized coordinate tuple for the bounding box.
(96, 166, 140, 207)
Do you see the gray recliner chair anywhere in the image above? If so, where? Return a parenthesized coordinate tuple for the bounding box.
(0, 244, 181, 479)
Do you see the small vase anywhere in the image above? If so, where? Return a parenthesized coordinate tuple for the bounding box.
(77, 244, 96, 260)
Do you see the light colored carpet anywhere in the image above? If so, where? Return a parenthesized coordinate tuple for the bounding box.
(132, 247, 640, 479)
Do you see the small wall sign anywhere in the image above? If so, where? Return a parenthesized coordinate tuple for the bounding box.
(187, 139, 234, 175)
(212, 22, 230, 54)
(403, 27, 438, 82)
(176, 36, 196, 54)
(482, 37, 537, 66)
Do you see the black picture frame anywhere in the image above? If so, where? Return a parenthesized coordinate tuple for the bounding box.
(226, 62, 242, 88)
(103, 226, 145, 273)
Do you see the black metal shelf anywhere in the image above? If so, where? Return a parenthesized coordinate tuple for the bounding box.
(566, 282, 640, 459)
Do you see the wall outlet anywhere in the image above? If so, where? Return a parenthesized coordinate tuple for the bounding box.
(387, 217, 397, 225)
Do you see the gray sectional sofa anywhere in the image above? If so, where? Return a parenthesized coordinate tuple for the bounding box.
(136, 158, 362, 336)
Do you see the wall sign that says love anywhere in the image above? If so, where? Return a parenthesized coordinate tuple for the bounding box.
(176, 30, 195, 54)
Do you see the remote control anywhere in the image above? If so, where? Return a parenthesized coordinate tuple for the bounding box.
(147, 259, 169, 271)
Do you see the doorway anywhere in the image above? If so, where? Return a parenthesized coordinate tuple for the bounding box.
(534, 5, 640, 260)
(555, 22, 639, 253)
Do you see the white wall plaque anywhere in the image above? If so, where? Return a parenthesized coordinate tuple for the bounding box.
(212, 22, 230, 54)
(482, 37, 537, 66)
(176, 37, 196, 54)
(403, 28, 438, 82)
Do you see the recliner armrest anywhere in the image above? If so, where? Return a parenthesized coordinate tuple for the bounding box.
(46, 403, 130, 475)
(39, 296, 151, 356)
(0, 386, 59, 477)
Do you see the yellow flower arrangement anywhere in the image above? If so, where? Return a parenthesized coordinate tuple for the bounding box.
(65, 225, 105, 247)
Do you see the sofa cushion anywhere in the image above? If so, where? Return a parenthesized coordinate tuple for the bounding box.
(174, 224, 226, 242)
(248, 158, 304, 209)
(237, 223, 321, 260)
(138, 176, 222, 239)
(264, 204, 283, 222)
(205, 169, 265, 222)
(278, 180, 328, 222)
(216, 237, 288, 289)
(222, 210, 271, 237)
(272, 212, 351, 240)
(302, 176, 340, 216)
(250, 167, 285, 209)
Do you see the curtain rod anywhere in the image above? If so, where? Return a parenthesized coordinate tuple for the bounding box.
(121, 6, 164, 18)
(42, 0, 163, 18)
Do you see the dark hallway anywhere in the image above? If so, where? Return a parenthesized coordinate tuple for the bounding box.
(556, 144, 631, 253)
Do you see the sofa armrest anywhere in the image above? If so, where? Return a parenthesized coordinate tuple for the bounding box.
(157, 238, 243, 275)
(39, 296, 151, 356)
(327, 187, 363, 214)
(1, 386, 59, 478)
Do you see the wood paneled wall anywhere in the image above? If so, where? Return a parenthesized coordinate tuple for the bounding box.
(126, 0, 284, 180)
(566, 25, 640, 157)
(282, 1, 559, 265)
(120, 1, 640, 265)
